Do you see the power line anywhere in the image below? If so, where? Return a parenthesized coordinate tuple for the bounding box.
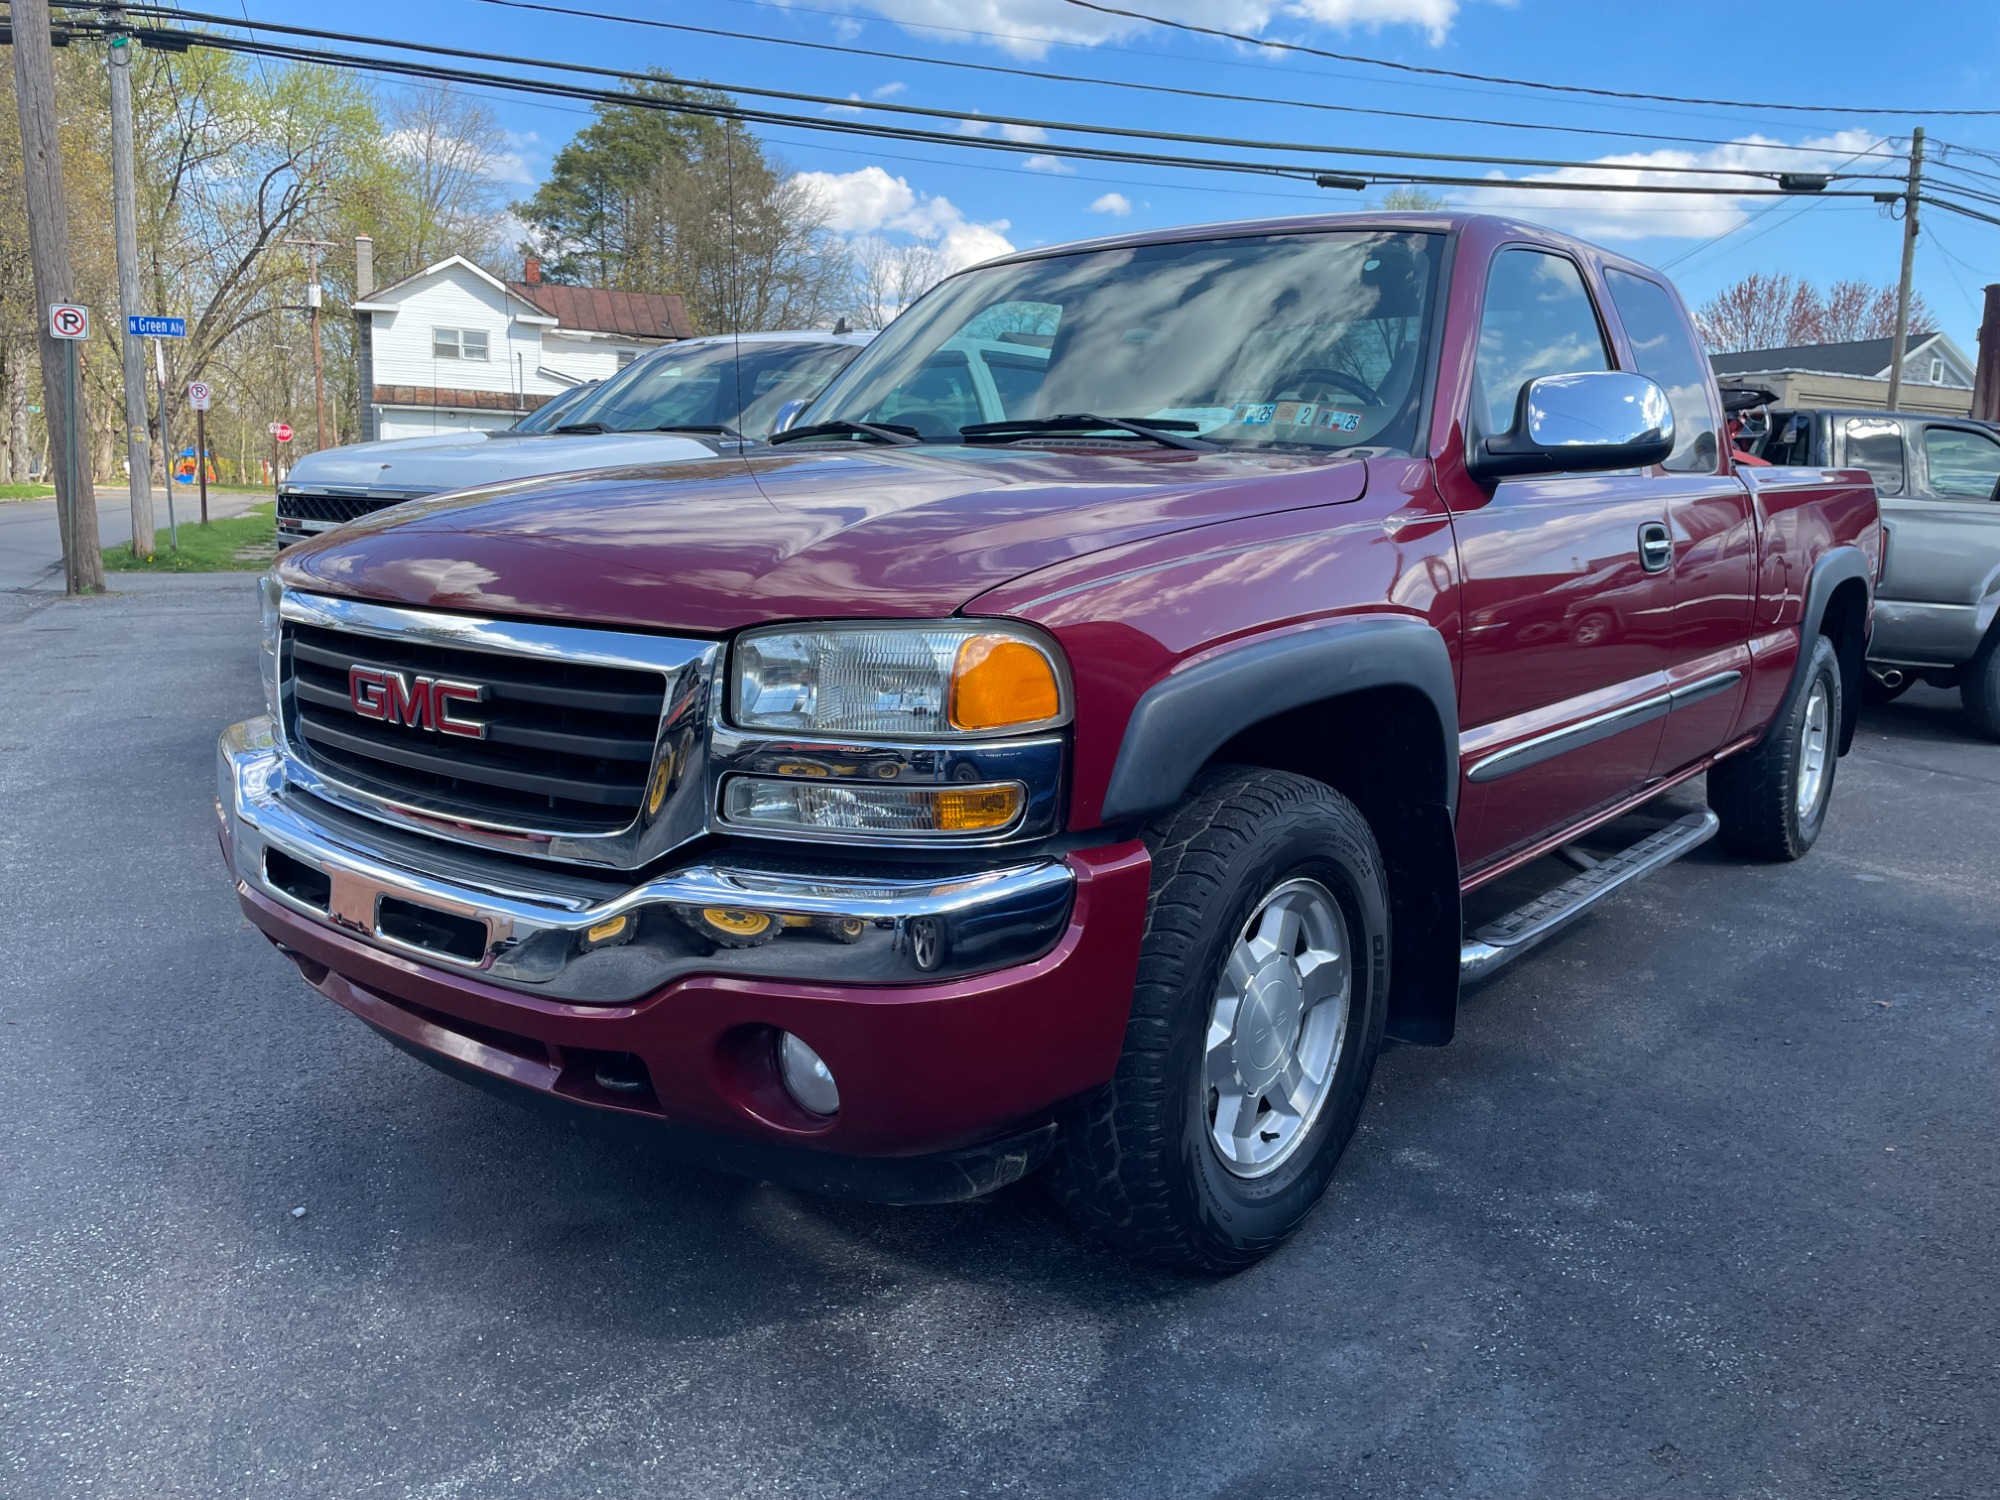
(1059, 0, 2000, 118)
(58, 7, 1996, 232)
(462, 0, 1905, 164)
(1659, 140, 1894, 273)
(88, 4, 1904, 189)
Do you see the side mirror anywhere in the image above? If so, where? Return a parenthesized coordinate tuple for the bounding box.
(772, 398, 810, 435)
(1470, 370, 1674, 482)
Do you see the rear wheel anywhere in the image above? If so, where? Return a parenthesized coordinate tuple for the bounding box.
(1710, 633, 1843, 861)
(1963, 630, 2000, 742)
(1044, 767, 1390, 1273)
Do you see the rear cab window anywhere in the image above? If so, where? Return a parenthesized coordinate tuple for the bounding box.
(1603, 269, 1721, 473)
(1842, 418, 1906, 496)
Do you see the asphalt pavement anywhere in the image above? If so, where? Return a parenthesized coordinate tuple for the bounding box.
(0, 486, 267, 603)
(1, 578, 1993, 1499)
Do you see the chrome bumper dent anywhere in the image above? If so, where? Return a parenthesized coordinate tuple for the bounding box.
(219, 718, 1076, 1004)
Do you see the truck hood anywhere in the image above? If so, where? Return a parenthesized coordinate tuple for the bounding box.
(281, 430, 719, 495)
(279, 445, 1369, 634)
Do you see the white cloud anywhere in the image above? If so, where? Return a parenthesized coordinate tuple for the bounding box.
(955, 117, 1049, 144)
(1089, 191, 1133, 216)
(1022, 154, 1075, 174)
(826, 93, 868, 117)
(791, 165, 1016, 270)
(1457, 130, 1885, 241)
(871, 81, 907, 98)
(771, 0, 1477, 58)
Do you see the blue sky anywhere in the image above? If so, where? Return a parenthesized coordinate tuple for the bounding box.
(251, 0, 1999, 346)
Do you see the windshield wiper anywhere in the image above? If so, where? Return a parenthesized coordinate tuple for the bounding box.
(652, 423, 747, 442)
(959, 414, 1219, 452)
(767, 419, 922, 447)
(553, 421, 612, 435)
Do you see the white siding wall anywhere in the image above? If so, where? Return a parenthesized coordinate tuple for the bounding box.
(367, 264, 669, 435)
(370, 272, 547, 397)
(378, 408, 516, 440)
(539, 331, 652, 386)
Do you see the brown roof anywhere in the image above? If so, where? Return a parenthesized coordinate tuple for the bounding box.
(506, 281, 694, 340)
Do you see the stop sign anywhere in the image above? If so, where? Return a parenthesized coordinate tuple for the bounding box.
(269, 422, 293, 443)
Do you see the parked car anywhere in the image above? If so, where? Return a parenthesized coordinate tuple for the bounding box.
(1749, 406, 2000, 738)
(274, 330, 875, 546)
(219, 213, 1878, 1270)
(504, 379, 599, 434)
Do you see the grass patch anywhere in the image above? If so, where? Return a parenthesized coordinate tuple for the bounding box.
(103, 502, 277, 572)
(0, 483, 56, 500)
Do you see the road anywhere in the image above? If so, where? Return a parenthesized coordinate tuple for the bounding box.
(0, 486, 267, 597)
(1, 578, 1994, 1499)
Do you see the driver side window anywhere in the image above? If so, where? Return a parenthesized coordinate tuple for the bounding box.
(1474, 250, 1612, 438)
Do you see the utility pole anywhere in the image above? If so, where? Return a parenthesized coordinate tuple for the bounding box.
(1885, 127, 1925, 414)
(354, 234, 377, 443)
(284, 236, 336, 448)
(11, 0, 103, 593)
(106, 9, 156, 560)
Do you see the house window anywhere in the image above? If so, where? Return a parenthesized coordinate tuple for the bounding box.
(433, 328, 490, 361)
(1928, 357, 1945, 385)
(616, 350, 638, 369)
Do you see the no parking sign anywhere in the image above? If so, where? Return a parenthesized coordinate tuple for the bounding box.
(48, 304, 89, 340)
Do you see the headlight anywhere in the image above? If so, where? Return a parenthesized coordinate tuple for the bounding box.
(732, 623, 1067, 739)
(258, 572, 283, 720)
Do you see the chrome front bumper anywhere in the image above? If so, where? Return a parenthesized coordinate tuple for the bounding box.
(218, 718, 1076, 1004)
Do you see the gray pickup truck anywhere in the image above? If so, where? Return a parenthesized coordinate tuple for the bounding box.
(1752, 407, 2000, 739)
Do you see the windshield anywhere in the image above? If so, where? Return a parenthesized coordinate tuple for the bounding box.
(804, 230, 1442, 453)
(561, 339, 863, 437)
(509, 381, 596, 434)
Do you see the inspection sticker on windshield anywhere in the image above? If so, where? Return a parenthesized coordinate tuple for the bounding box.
(1272, 402, 1318, 427)
(1317, 409, 1364, 433)
(1233, 403, 1276, 425)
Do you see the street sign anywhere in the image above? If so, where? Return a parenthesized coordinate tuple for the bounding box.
(48, 304, 89, 340)
(187, 380, 212, 411)
(128, 315, 186, 339)
(270, 422, 294, 443)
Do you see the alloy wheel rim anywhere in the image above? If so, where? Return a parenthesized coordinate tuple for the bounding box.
(1204, 877, 1352, 1179)
(1796, 679, 1831, 823)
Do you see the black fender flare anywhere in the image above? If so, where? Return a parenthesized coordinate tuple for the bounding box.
(1100, 617, 1463, 1048)
(1100, 615, 1460, 822)
(1789, 546, 1872, 754)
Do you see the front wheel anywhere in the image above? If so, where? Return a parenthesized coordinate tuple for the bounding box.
(1710, 632, 1843, 860)
(1043, 767, 1390, 1272)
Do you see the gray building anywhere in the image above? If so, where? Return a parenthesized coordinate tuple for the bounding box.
(1710, 332, 1976, 416)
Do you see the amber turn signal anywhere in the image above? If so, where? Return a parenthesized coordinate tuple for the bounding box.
(934, 785, 1024, 832)
(949, 634, 1061, 732)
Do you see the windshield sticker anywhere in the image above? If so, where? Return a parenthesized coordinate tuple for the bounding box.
(1233, 403, 1276, 426)
(1273, 402, 1319, 427)
(1317, 409, 1364, 433)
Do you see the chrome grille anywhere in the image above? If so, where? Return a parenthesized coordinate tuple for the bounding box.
(273, 594, 719, 870)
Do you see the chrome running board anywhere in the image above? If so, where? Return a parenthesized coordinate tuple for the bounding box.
(1460, 809, 1720, 983)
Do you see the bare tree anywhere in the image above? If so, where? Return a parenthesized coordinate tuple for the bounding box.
(377, 83, 508, 280)
(1696, 271, 1936, 353)
(845, 236, 947, 327)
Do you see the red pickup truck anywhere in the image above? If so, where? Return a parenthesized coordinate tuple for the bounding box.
(217, 213, 1879, 1270)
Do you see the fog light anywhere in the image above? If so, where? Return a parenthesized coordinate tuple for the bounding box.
(777, 1032, 840, 1116)
(721, 776, 1024, 837)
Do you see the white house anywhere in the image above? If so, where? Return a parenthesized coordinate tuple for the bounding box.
(354, 256, 693, 440)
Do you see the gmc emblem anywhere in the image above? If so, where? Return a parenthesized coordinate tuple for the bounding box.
(348, 666, 488, 739)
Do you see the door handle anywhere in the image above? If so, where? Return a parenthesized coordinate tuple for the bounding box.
(1638, 521, 1673, 573)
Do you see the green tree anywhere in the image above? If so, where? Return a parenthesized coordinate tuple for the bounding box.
(515, 74, 731, 286)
